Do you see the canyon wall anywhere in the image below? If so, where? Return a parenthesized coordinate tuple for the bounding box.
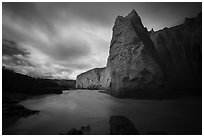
(76, 10, 201, 97)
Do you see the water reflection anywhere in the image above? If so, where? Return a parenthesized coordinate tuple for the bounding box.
(7, 90, 116, 134)
(6, 90, 202, 135)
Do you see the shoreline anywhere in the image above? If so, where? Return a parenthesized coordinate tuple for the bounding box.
(2, 92, 46, 134)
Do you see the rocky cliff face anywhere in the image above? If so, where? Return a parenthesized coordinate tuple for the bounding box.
(76, 10, 201, 97)
(106, 10, 164, 96)
(76, 67, 111, 89)
(150, 13, 202, 91)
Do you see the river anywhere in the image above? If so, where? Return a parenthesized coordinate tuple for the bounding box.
(6, 90, 201, 135)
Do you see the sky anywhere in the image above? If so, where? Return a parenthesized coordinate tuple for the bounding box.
(2, 2, 201, 80)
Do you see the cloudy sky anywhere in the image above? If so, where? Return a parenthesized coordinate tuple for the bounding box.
(2, 2, 201, 80)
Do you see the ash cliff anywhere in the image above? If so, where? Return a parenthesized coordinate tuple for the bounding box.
(76, 10, 201, 97)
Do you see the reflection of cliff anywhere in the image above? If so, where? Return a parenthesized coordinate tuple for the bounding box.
(76, 10, 201, 97)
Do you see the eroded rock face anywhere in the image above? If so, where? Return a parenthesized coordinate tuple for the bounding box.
(76, 68, 104, 89)
(109, 115, 139, 135)
(106, 10, 164, 96)
(76, 67, 111, 89)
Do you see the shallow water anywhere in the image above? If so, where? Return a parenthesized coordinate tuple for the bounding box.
(6, 90, 201, 135)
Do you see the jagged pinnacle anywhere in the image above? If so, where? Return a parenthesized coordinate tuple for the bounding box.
(115, 9, 140, 24)
(126, 9, 139, 18)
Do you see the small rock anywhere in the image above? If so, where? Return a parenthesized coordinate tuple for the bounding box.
(67, 128, 82, 135)
(109, 115, 139, 135)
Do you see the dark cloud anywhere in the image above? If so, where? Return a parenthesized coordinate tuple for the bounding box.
(3, 3, 37, 18)
(3, 55, 33, 67)
(2, 39, 34, 68)
(2, 39, 29, 56)
(54, 44, 90, 60)
(49, 40, 91, 61)
(2, 2, 57, 33)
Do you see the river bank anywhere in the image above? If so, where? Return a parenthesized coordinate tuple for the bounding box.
(2, 92, 41, 134)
